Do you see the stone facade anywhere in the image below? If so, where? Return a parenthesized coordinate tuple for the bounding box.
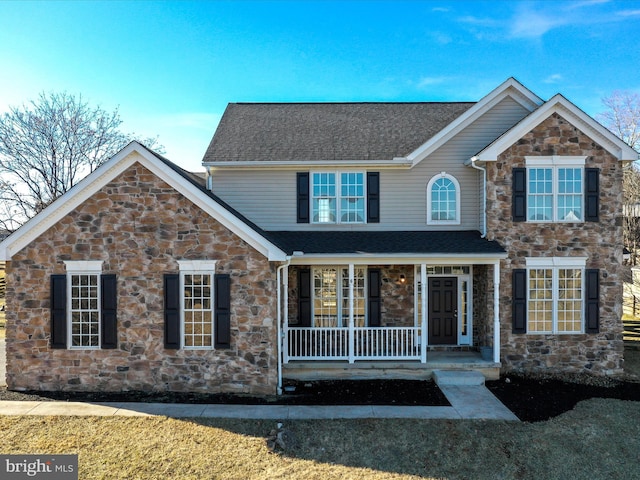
(5, 161, 278, 394)
(486, 113, 625, 375)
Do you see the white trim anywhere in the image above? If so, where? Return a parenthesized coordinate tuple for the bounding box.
(525, 156, 587, 166)
(474, 94, 639, 162)
(426, 172, 461, 225)
(205, 159, 413, 169)
(407, 78, 543, 166)
(525, 163, 585, 223)
(310, 171, 367, 225)
(179, 268, 216, 350)
(66, 264, 103, 351)
(289, 253, 507, 265)
(415, 265, 473, 346)
(0, 142, 288, 261)
(177, 260, 218, 271)
(63, 260, 103, 273)
(525, 257, 587, 267)
(525, 261, 585, 335)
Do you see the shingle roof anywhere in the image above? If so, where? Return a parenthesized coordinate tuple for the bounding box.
(266, 230, 505, 256)
(203, 102, 475, 162)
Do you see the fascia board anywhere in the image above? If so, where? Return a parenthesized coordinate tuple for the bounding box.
(288, 253, 507, 265)
(204, 159, 413, 169)
(0, 142, 288, 262)
(407, 78, 543, 167)
(475, 95, 639, 162)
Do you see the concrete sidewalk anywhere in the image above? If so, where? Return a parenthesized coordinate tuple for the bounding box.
(0, 384, 519, 421)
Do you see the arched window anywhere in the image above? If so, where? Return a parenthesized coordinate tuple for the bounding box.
(427, 173, 460, 224)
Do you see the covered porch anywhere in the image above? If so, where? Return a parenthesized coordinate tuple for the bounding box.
(278, 256, 505, 368)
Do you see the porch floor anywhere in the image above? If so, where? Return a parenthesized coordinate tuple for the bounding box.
(282, 351, 500, 382)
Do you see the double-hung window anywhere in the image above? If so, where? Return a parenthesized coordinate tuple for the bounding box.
(313, 267, 366, 326)
(66, 261, 103, 349)
(178, 260, 216, 349)
(312, 172, 365, 223)
(526, 157, 585, 222)
(51, 261, 117, 350)
(526, 257, 585, 334)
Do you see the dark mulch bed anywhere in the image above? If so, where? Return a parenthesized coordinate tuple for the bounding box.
(3, 376, 640, 422)
(487, 374, 640, 422)
(0, 379, 449, 407)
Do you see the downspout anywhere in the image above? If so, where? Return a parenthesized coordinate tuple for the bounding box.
(276, 257, 291, 395)
(468, 156, 487, 238)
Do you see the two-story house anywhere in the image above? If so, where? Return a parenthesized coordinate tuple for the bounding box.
(1, 78, 636, 395)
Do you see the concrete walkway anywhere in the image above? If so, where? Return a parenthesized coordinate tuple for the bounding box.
(0, 383, 519, 421)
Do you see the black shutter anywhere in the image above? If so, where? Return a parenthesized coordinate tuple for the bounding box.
(50, 274, 67, 349)
(512, 168, 527, 222)
(298, 268, 312, 327)
(367, 172, 380, 223)
(100, 274, 118, 349)
(164, 274, 180, 349)
(215, 274, 231, 348)
(368, 269, 381, 327)
(585, 269, 600, 333)
(585, 168, 600, 222)
(512, 269, 527, 333)
(297, 172, 310, 223)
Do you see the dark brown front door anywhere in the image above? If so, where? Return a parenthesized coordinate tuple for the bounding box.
(428, 277, 457, 345)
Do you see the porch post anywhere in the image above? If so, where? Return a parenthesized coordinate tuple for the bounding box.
(348, 263, 355, 363)
(283, 265, 289, 364)
(420, 263, 427, 363)
(493, 261, 500, 364)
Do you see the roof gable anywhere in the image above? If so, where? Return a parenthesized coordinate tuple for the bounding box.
(474, 94, 639, 162)
(406, 77, 543, 166)
(0, 142, 287, 261)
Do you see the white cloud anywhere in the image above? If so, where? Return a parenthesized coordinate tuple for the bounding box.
(432, 7, 449, 13)
(543, 74, 564, 84)
(509, 8, 566, 39)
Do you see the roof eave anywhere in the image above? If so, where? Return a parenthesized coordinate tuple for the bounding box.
(474, 94, 639, 162)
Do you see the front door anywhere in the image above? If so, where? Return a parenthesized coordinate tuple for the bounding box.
(428, 277, 458, 345)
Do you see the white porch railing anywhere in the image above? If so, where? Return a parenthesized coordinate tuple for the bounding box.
(285, 327, 422, 362)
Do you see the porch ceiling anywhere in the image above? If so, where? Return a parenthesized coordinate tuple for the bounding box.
(266, 230, 505, 256)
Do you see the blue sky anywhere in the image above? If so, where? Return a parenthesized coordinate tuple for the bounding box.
(1, 0, 639, 171)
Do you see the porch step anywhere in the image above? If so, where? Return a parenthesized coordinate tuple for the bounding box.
(432, 370, 485, 386)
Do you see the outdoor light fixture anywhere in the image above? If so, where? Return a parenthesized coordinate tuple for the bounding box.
(399, 274, 406, 284)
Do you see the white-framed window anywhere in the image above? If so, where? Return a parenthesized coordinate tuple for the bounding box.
(313, 266, 366, 326)
(526, 257, 585, 334)
(64, 261, 103, 349)
(178, 260, 216, 349)
(312, 172, 365, 224)
(526, 156, 586, 222)
(427, 173, 460, 225)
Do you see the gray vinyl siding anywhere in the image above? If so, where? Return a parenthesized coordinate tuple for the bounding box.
(210, 97, 529, 231)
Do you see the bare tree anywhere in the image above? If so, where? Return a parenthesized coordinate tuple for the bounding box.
(597, 90, 640, 151)
(598, 91, 640, 267)
(0, 92, 163, 231)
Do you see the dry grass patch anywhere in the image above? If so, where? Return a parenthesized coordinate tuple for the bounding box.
(1, 399, 640, 479)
